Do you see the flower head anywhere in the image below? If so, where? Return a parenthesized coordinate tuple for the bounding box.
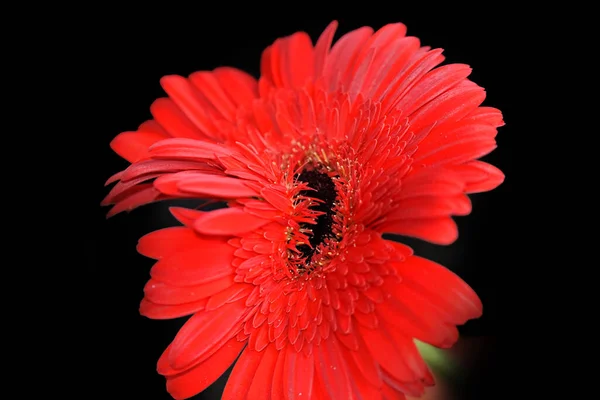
(103, 21, 504, 400)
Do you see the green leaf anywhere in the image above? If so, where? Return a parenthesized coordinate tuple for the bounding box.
(415, 340, 461, 380)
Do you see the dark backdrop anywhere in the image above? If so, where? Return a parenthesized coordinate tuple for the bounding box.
(79, 4, 520, 399)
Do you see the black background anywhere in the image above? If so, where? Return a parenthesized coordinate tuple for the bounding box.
(77, 4, 524, 399)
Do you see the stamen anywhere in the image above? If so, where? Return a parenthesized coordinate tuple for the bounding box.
(292, 165, 339, 274)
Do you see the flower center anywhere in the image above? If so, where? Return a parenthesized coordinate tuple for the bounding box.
(296, 168, 337, 259)
(285, 163, 345, 277)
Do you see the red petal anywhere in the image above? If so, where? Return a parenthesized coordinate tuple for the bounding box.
(390, 255, 482, 324)
(150, 239, 235, 286)
(110, 130, 168, 163)
(160, 75, 223, 141)
(417, 121, 498, 158)
(358, 324, 421, 383)
(102, 173, 163, 205)
(382, 383, 407, 400)
(106, 184, 165, 217)
(387, 194, 472, 220)
(323, 26, 373, 92)
(451, 160, 505, 193)
(222, 348, 263, 400)
(177, 174, 257, 198)
(284, 344, 315, 400)
(104, 170, 124, 186)
(138, 119, 169, 135)
(378, 49, 445, 113)
(376, 291, 459, 349)
(343, 345, 383, 400)
(169, 207, 205, 227)
(189, 71, 238, 121)
(143, 276, 234, 305)
(213, 67, 258, 106)
(414, 136, 497, 168)
(169, 299, 247, 370)
(393, 64, 472, 117)
(398, 170, 465, 199)
(349, 329, 382, 387)
(261, 32, 315, 90)
(164, 337, 245, 400)
(137, 227, 202, 260)
(270, 349, 286, 400)
(407, 81, 486, 136)
(382, 370, 426, 397)
(464, 106, 504, 127)
(139, 298, 207, 320)
(193, 207, 270, 236)
(314, 336, 354, 399)
(260, 186, 294, 213)
(313, 21, 338, 77)
(384, 326, 433, 382)
(379, 217, 458, 245)
(246, 345, 279, 399)
(151, 97, 208, 140)
(121, 159, 214, 182)
(205, 283, 253, 311)
(148, 137, 231, 161)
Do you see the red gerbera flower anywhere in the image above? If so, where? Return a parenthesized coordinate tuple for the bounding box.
(103, 21, 504, 400)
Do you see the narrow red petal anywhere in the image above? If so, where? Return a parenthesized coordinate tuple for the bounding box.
(359, 325, 420, 383)
(169, 207, 205, 227)
(398, 171, 465, 200)
(193, 207, 270, 236)
(382, 370, 426, 397)
(387, 194, 472, 220)
(246, 345, 279, 399)
(213, 67, 259, 106)
(379, 217, 458, 245)
(390, 255, 483, 324)
(324, 26, 373, 92)
(407, 81, 486, 136)
(382, 383, 407, 400)
(189, 71, 237, 121)
(137, 227, 201, 260)
(222, 348, 263, 400)
(377, 293, 459, 349)
(270, 347, 287, 400)
(205, 283, 253, 311)
(313, 21, 338, 77)
(393, 63, 472, 117)
(150, 239, 235, 286)
(110, 130, 168, 163)
(106, 185, 165, 217)
(151, 97, 208, 140)
(164, 337, 245, 400)
(143, 276, 234, 305)
(314, 336, 354, 399)
(284, 344, 315, 399)
(148, 137, 231, 160)
(344, 346, 383, 400)
(169, 299, 247, 370)
(349, 328, 383, 387)
(177, 174, 257, 198)
(452, 160, 505, 193)
(139, 298, 207, 320)
(121, 159, 214, 182)
(414, 136, 497, 168)
(464, 106, 504, 127)
(160, 75, 223, 141)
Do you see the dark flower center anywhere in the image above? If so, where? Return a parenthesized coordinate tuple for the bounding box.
(296, 168, 337, 261)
